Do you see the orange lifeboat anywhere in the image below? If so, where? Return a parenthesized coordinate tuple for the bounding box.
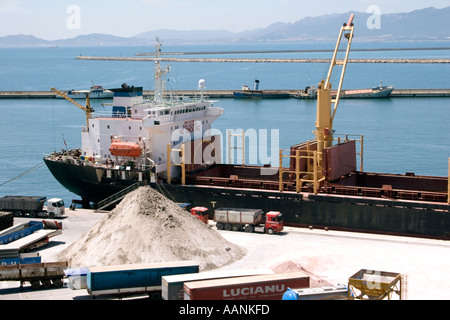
(109, 139, 142, 157)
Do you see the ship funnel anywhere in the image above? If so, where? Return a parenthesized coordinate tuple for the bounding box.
(254, 80, 260, 91)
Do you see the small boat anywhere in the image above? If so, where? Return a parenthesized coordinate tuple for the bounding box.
(56, 83, 114, 99)
(233, 80, 291, 99)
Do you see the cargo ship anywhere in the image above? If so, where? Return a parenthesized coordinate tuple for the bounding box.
(295, 82, 394, 99)
(44, 20, 450, 240)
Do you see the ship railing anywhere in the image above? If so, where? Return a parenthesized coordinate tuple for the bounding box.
(278, 148, 325, 195)
(95, 182, 144, 211)
(143, 93, 208, 106)
(91, 111, 127, 119)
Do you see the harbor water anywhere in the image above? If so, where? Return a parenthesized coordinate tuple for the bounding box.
(0, 42, 449, 205)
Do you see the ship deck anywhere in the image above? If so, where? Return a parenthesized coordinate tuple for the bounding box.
(186, 164, 449, 204)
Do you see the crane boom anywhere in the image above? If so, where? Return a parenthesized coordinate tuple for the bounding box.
(314, 14, 355, 152)
(51, 87, 94, 130)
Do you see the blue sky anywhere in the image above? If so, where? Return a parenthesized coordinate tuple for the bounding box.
(1, 0, 449, 40)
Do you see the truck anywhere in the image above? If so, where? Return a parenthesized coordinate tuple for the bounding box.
(162, 268, 274, 300)
(184, 271, 310, 300)
(190, 206, 209, 224)
(282, 285, 348, 300)
(87, 261, 199, 299)
(214, 208, 284, 234)
(0, 196, 65, 218)
(0, 261, 68, 289)
(0, 221, 62, 257)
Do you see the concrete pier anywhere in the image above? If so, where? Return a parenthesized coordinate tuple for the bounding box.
(0, 89, 449, 99)
(76, 56, 450, 64)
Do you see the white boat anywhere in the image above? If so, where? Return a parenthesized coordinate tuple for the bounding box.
(56, 83, 114, 99)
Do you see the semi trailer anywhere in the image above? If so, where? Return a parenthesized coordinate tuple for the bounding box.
(0, 196, 65, 218)
(0, 261, 68, 289)
(86, 261, 199, 299)
(184, 272, 309, 300)
(162, 268, 274, 300)
(214, 208, 284, 234)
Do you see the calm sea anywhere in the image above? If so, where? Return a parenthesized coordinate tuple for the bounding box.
(0, 41, 449, 204)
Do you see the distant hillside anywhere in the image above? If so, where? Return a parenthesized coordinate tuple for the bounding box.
(1, 7, 448, 47)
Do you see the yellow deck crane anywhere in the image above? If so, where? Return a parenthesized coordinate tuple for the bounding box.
(310, 14, 355, 186)
(315, 14, 355, 153)
(51, 88, 94, 131)
(279, 15, 356, 194)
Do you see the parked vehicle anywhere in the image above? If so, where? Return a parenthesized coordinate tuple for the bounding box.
(162, 269, 274, 300)
(214, 208, 284, 234)
(0, 253, 41, 266)
(0, 221, 62, 258)
(0, 221, 43, 245)
(0, 261, 68, 289)
(282, 285, 348, 300)
(0, 196, 65, 218)
(86, 261, 199, 299)
(190, 206, 209, 224)
(184, 271, 310, 300)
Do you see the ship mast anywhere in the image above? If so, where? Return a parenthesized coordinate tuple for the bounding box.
(153, 37, 171, 103)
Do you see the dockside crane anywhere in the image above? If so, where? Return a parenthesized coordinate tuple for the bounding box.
(51, 87, 95, 131)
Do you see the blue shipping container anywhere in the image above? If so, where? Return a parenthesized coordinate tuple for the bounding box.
(87, 261, 199, 295)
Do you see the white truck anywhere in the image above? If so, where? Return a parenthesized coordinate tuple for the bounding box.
(0, 196, 65, 219)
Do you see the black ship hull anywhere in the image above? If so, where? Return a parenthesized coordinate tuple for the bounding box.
(44, 157, 450, 240)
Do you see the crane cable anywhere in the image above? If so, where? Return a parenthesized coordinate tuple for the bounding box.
(0, 162, 45, 187)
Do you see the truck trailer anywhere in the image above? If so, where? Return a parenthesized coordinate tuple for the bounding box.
(184, 272, 309, 300)
(0, 221, 43, 245)
(87, 261, 199, 299)
(0, 196, 65, 218)
(162, 268, 274, 300)
(214, 208, 284, 234)
(0, 261, 68, 289)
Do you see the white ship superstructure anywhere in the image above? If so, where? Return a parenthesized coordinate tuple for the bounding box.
(80, 38, 223, 181)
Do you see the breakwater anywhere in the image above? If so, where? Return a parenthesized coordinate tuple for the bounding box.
(136, 47, 450, 56)
(75, 56, 450, 64)
(1, 89, 450, 99)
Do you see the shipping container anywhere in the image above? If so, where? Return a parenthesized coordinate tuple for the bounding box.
(184, 272, 310, 300)
(162, 268, 274, 300)
(87, 261, 199, 298)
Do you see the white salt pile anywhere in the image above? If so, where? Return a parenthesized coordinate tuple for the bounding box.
(58, 186, 246, 270)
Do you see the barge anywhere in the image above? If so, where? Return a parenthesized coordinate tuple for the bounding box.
(44, 19, 450, 239)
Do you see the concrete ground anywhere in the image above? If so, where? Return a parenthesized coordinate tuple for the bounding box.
(1, 208, 449, 300)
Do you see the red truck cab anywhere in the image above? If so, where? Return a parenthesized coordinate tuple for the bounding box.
(191, 207, 209, 224)
(265, 211, 284, 234)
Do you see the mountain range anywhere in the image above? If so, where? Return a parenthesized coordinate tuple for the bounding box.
(1, 7, 449, 47)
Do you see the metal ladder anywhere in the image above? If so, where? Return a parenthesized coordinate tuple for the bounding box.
(95, 182, 144, 211)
